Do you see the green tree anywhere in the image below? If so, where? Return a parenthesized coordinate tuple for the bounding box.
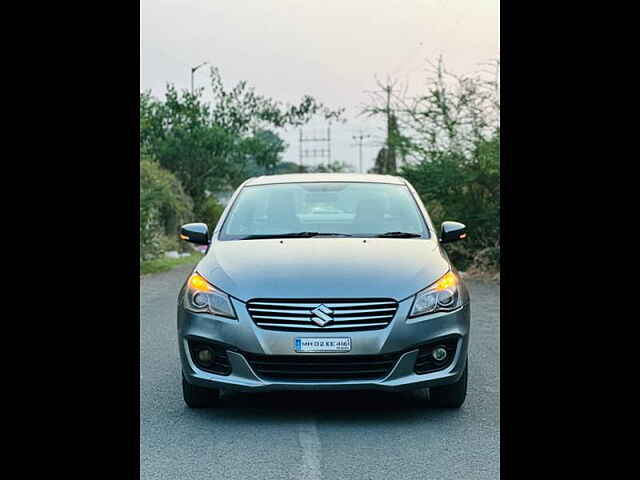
(208, 66, 343, 135)
(199, 196, 227, 233)
(273, 161, 304, 175)
(220, 129, 288, 189)
(250, 129, 287, 172)
(140, 67, 344, 217)
(401, 134, 499, 270)
(366, 57, 500, 270)
(309, 161, 354, 173)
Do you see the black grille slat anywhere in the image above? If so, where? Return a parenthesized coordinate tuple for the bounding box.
(249, 360, 393, 368)
(256, 369, 390, 376)
(247, 298, 398, 332)
(244, 352, 401, 381)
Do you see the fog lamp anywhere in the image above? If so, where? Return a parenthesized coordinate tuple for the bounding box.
(432, 346, 447, 362)
(197, 348, 214, 365)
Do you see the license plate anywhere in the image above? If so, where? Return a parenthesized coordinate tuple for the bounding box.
(295, 337, 351, 353)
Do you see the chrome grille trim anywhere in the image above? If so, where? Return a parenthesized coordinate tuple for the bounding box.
(252, 314, 394, 322)
(255, 322, 390, 330)
(250, 301, 396, 308)
(247, 307, 397, 315)
(247, 298, 398, 332)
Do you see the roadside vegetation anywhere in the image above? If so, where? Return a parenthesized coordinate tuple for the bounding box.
(140, 58, 499, 274)
(139, 68, 343, 270)
(364, 57, 500, 272)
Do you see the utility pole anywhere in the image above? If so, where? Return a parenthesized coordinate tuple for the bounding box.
(367, 76, 400, 173)
(385, 83, 392, 172)
(382, 80, 398, 173)
(327, 124, 331, 164)
(191, 61, 208, 95)
(299, 130, 303, 171)
(351, 131, 371, 173)
(298, 124, 332, 172)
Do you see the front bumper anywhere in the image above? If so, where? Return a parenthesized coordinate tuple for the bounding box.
(178, 296, 470, 392)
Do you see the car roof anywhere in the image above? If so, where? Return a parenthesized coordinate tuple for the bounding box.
(244, 173, 407, 186)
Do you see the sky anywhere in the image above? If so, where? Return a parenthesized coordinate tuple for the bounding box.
(140, 0, 499, 172)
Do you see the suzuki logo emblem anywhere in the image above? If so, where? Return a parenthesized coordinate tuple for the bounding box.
(311, 304, 334, 327)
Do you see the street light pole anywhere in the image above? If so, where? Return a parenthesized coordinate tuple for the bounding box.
(190, 61, 208, 95)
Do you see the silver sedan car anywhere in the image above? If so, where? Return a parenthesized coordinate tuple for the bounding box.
(177, 173, 470, 408)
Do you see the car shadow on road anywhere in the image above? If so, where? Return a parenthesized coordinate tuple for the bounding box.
(189, 389, 465, 424)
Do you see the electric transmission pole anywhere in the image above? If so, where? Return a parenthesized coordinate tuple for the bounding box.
(351, 131, 371, 173)
(298, 124, 332, 172)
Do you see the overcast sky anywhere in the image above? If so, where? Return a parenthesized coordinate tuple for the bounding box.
(140, 0, 499, 172)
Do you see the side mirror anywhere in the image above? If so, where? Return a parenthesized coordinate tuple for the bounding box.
(179, 223, 209, 245)
(440, 221, 467, 244)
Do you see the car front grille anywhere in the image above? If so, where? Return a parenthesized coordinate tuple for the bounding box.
(246, 298, 398, 332)
(243, 351, 402, 381)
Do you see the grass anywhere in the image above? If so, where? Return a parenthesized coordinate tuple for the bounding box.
(140, 252, 203, 276)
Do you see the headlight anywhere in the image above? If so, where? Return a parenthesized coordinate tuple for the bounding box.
(184, 272, 236, 319)
(409, 271, 461, 318)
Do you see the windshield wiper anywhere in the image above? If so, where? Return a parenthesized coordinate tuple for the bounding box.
(308, 232, 353, 237)
(239, 232, 352, 240)
(375, 231, 423, 238)
(239, 232, 318, 240)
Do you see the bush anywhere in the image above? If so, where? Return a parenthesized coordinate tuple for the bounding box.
(197, 196, 226, 233)
(401, 135, 500, 271)
(157, 234, 194, 254)
(140, 157, 193, 260)
(366, 56, 500, 272)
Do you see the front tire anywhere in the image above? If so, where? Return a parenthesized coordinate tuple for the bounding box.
(182, 375, 221, 408)
(428, 359, 468, 408)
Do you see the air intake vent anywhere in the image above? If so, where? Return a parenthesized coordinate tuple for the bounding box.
(246, 298, 398, 332)
(243, 351, 402, 381)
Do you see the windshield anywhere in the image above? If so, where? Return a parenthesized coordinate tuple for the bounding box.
(219, 182, 429, 240)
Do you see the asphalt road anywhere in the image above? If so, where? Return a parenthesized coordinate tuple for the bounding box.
(140, 264, 500, 480)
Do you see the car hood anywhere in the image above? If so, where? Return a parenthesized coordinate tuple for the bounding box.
(196, 238, 450, 302)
